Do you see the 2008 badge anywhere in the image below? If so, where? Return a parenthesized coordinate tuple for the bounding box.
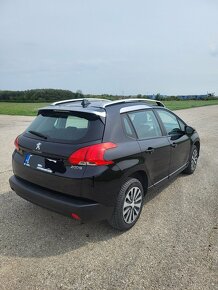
(71, 165, 82, 170)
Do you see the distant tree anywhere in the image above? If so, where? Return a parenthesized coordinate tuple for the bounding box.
(166, 96, 179, 101)
(75, 90, 83, 99)
(155, 93, 163, 101)
(206, 92, 216, 100)
(0, 89, 76, 102)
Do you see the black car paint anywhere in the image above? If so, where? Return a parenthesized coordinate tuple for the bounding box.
(9, 101, 200, 221)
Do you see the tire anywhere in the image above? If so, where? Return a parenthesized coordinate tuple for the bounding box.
(183, 145, 199, 175)
(108, 178, 144, 231)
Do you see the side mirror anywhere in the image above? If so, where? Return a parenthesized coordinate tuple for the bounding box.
(185, 126, 194, 135)
(169, 128, 184, 140)
(169, 128, 184, 135)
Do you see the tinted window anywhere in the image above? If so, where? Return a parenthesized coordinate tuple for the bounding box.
(128, 110, 162, 139)
(157, 110, 180, 135)
(25, 111, 104, 144)
(66, 116, 88, 128)
(122, 114, 136, 139)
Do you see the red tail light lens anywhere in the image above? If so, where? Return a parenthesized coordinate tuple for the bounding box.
(14, 136, 19, 151)
(68, 142, 117, 166)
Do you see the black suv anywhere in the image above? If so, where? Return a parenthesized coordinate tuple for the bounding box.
(9, 98, 200, 230)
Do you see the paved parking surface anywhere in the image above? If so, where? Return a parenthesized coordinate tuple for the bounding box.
(0, 106, 217, 290)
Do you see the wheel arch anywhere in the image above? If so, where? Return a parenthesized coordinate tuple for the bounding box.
(193, 140, 200, 156)
(128, 170, 148, 195)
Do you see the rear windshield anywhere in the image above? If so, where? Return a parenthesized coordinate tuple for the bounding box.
(25, 110, 104, 144)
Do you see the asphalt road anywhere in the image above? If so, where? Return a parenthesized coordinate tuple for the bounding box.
(0, 106, 217, 290)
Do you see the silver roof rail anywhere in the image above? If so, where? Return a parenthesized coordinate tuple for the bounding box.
(103, 98, 165, 108)
(52, 99, 84, 106)
(52, 98, 110, 106)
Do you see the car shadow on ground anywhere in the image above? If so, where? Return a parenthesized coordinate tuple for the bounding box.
(0, 190, 123, 258)
(144, 173, 190, 204)
(1, 174, 189, 259)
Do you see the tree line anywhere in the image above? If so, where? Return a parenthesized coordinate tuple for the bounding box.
(0, 89, 83, 102)
(0, 89, 216, 102)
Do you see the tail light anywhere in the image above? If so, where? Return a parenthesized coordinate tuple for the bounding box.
(14, 136, 19, 151)
(68, 142, 117, 166)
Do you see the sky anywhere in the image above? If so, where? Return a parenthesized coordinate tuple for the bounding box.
(0, 0, 218, 95)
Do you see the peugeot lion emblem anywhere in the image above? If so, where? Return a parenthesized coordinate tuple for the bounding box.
(36, 142, 42, 151)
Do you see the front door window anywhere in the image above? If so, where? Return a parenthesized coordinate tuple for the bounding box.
(156, 110, 180, 135)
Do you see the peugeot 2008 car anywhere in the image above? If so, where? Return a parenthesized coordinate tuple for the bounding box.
(9, 98, 200, 230)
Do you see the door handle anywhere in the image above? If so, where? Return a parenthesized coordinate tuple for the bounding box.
(145, 147, 155, 154)
(171, 142, 178, 148)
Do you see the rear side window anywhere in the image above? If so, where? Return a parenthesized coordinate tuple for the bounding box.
(25, 111, 104, 144)
(127, 110, 162, 139)
(121, 114, 136, 139)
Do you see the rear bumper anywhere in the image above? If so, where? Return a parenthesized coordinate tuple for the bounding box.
(9, 175, 113, 221)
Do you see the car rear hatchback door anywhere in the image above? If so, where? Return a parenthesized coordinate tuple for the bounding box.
(13, 109, 105, 196)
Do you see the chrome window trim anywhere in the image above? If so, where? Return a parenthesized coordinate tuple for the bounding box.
(120, 105, 150, 113)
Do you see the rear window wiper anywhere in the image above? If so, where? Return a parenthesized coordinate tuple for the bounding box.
(28, 130, 47, 139)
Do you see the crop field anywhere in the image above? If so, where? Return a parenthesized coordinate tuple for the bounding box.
(0, 100, 218, 116)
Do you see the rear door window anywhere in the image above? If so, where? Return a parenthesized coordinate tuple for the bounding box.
(25, 111, 104, 144)
(127, 110, 162, 139)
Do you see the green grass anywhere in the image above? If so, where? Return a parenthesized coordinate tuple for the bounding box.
(0, 100, 218, 116)
(163, 99, 218, 110)
(0, 102, 49, 116)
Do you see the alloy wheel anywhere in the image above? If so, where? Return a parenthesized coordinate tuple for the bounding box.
(191, 148, 198, 171)
(123, 186, 143, 224)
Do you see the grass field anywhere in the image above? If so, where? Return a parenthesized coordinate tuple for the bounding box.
(163, 100, 218, 110)
(0, 102, 50, 116)
(0, 100, 218, 116)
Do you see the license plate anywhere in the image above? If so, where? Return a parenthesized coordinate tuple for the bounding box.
(24, 153, 58, 173)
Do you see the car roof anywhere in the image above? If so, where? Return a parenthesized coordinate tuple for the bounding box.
(52, 98, 164, 108)
(38, 98, 165, 117)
